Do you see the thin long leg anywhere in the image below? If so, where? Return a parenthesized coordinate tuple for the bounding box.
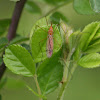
(53, 24, 59, 34)
(53, 37, 62, 49)
(45, 17, 49, 28)
(39, 37, 47, 62)
(36, 25, 48, 33)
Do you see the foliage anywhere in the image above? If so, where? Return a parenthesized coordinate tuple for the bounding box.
(25, 1, 41, 14)
(3, 44, 35, 77)
(1, 0, 100, 100)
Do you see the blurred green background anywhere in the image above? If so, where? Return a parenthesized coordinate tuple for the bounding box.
(0, 0, 100, 100)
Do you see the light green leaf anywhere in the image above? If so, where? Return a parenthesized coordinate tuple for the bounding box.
(79, 22, 100, 51)
(50, 12, 68, 24)
(78, 53, 100, 68)
(25, 1, 41, 14)
(30, 17, 62, 62)
(0, 37, 8, 49)
(3, 44, 35, 77)
(37, 50, 63, 95)
(74, 0, 95, 14)
(0, 19, 11, 36)
(89, 0, 100, 13)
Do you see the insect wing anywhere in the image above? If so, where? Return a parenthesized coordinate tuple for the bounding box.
(47, 35, 53, 58)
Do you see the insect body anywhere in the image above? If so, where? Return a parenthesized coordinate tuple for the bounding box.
(47, 24, 54, 58)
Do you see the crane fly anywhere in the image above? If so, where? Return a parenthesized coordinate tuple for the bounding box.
(34, 18, 61, 61)
(47, 23, 54, 58)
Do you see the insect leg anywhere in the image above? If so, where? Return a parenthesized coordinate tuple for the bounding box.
(39, 37, 47, 62)
(35, 25, 48, 33)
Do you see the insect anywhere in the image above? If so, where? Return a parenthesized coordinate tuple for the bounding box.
(32, 18, 62, 62)
(37, 23, 60, 58)
(47, 23, 54, 58)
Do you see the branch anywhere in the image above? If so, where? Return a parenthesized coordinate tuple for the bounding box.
(0, 0, 27, 80)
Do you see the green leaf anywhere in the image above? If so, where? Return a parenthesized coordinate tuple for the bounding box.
(5, 77, 25, 89)
(74, 0, 95, 14)
(37, 50, 63, 95)
(85, 43, 100, 53)
(69, 31, 81, 61)
(89, 0, 100, 13)
(93, 28, 100, 39)
(79, 22, 100, 51)
(0, 77, 7, 90)
(3, 44, 35, 77)
(0, 19, 11, 36)
(50, 12, 68, 24)
(30, 17, 62, 62)
(78, 53, 100, 68)
(0, 37, 8, 49)
(25, 1, 41, 14)
(21, 43, 31, 52)
(69, 30, 81, 52)
(9, 36, 29, 45)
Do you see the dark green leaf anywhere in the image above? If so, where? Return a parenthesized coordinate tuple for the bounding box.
(78, 53, 100, 68)
(21, 43, 31, 54)
(25, 1, 41, 14)
(0, 77, 7, 90)
(74, 0, 95, 14)
(93, 28, 100, 39)
(30, 17, 62, 62)
(3, 44, 35, 77)
(50, 12, 68, 24)
(37, 50, 63, 95)
(79, 22, 100, 51)
(0, 37, 8, 49)
(89, 0, 100, 13)
(0, 19, 11, 36)
(85, 43, 100, 53)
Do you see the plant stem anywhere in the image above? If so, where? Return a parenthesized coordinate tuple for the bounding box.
(42, 0, 73, 17)
(0, 0, 27, 80)
(57, 58, 77, 100)
(34, 75, 43, 100)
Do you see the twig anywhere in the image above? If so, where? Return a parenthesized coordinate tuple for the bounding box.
(0, 0, 27, 80)
(34, 75, 43, 100)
